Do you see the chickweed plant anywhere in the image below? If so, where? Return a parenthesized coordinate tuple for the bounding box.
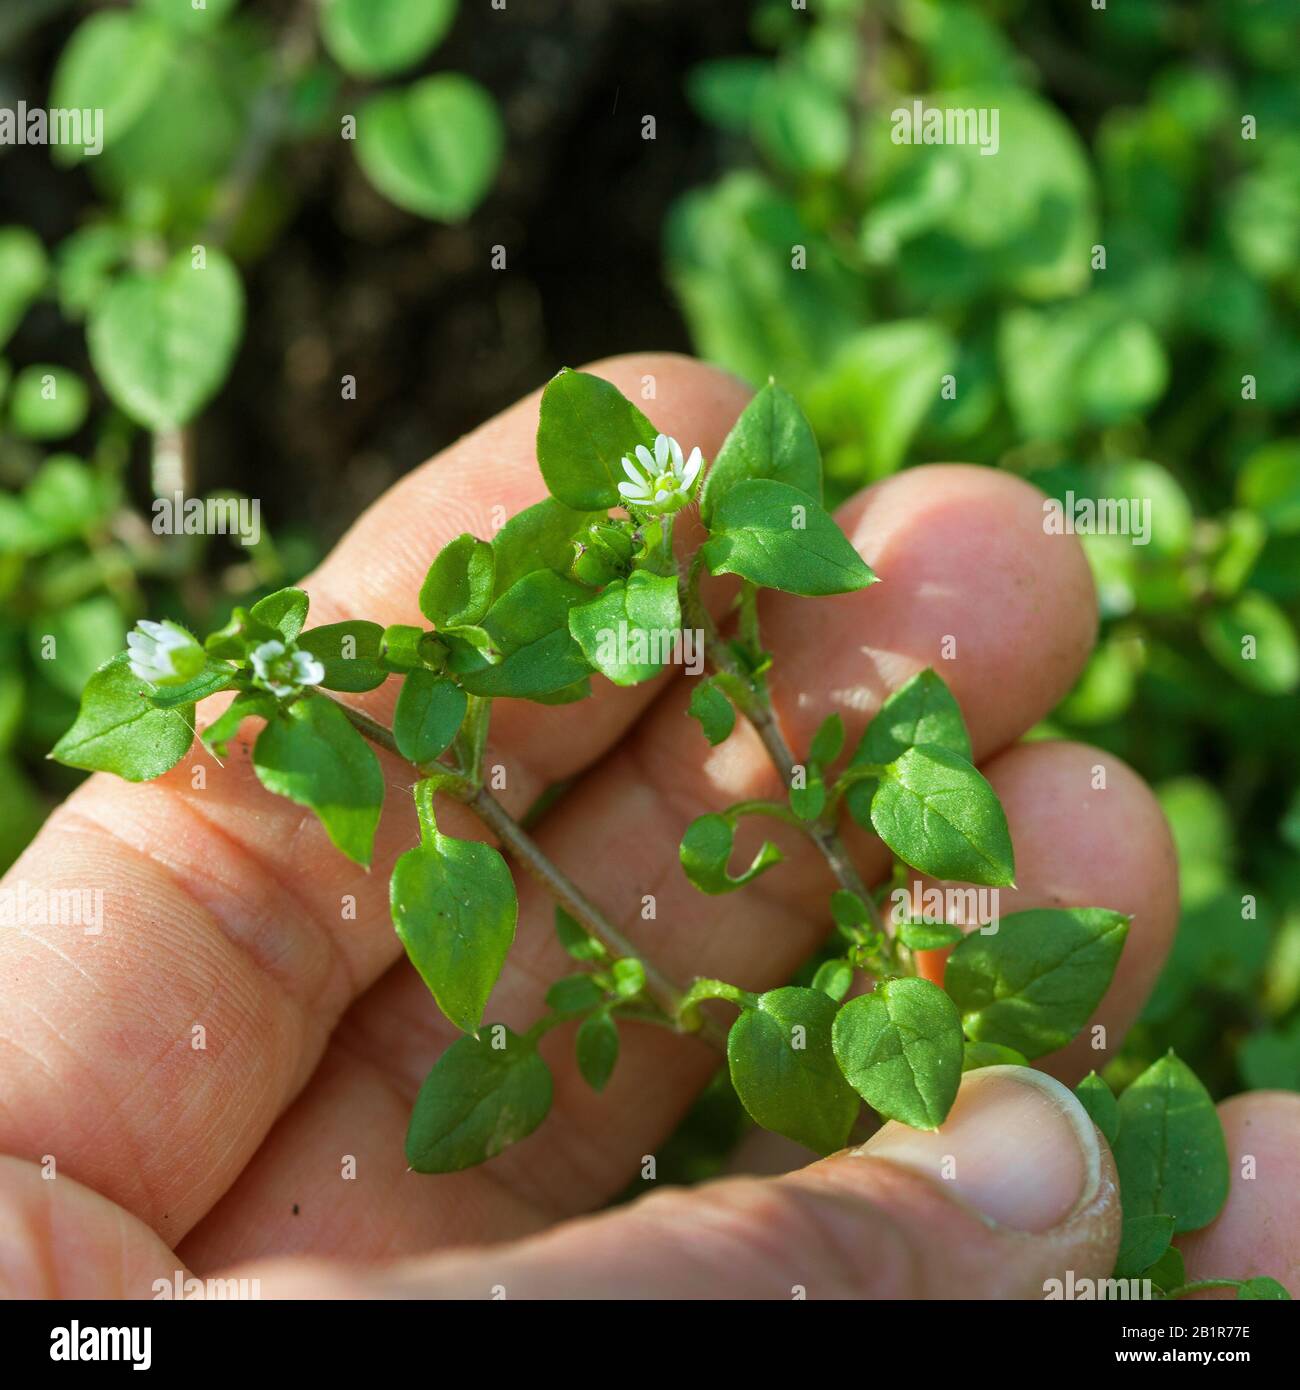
(54, 370, 1289, 1302)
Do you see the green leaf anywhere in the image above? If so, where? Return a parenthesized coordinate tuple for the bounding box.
(252, 695, 384, 866)
(456, 570, 593, 698)
(320, 0, 456, 79)
(946, 908, 1129, 1058)
(1114, 1214, 1175, 1279)
(809, 712, 845, 766)
(1239, 441, 1300, 534)
(832, 978, 964, 1130)
(87, 248, 244, 430)
(201, 691, 279, 758)
(857, 669, 972, 770)
(728, 987, 859, 1154)
(811, 959, 853, 1002)
(789, 771, 826, 822)
(555, 905, 606, 962)
(1112, 1051, 1230, 1234)
(250, 588, 309, 642)
(50, 12, 172, 163)
(393, 670, 466, 764)
(700, 479, 877, 596)
(576, 1010, 619, 1092)
(686, 57, 771, 135)
(752, 68, 850, 177)
(0, 226, 48, 349)
(356, 75, 503, 222)
(491, 497, 602, 598)
(536, 368, 658, 511)
(297, 621, 388, 692)
(391, 789, 518, 1034)
(1200, 591, 1300, 695)
(869, 745, 1015, 887)
(1076, 1071, 1121, 1147)
(546, 973, 605, 1016)
(687, 679, 735, 746)
(961, 1040, 1028, 1072)
(1239, 1277, 1291, 1301)
(699, 382, 822, 525)
(568, 570, 681, 686)
(680, 812, 782, 895)
(8, 365, 89, 441)
(51, 651, 195, 781)
(419, 533, 495, 628)
(898, 920, 964, 951)
(406, 1027, 552, 1173)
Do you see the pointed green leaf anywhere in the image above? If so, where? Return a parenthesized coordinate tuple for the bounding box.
(555, 905, 606, 962)
(1112, 1051, 1230, 1234)
(406, 1027, 552, 1173)
(869, 744, 1015, 887)
(249, 587, 309, 641)
(701, 478, 876, 596)
(898, 919, 964, 951)
(391, 812, 518, 1035)
(700, 382, 822, 525)
(51, 651, 195, 781)
(252, 695, 383, 866)
(1076, 1070, 1120, 1146)
(576, 1009, 620, 1092)
(729, 987, 859, 1154)
(946, 908, 1129, 1058)
(1239, 1277, 1291, 1300)
(832, 977, 963, 1130)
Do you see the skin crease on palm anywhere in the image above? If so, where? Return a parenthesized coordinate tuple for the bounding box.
(1, 354, 1296, 1301)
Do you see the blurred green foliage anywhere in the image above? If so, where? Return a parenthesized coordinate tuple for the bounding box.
(668, 0, 1300, 1102)
(1, 0, 502, 864)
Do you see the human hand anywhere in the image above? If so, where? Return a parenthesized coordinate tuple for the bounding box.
(3, 355, 1296, 1299)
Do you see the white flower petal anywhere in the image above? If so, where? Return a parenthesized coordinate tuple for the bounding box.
(618, 480, 649, 499)
(668, 436, 685, 472)
(622, 456, 644, 484)
(635, 444, 656, 472)
(682, 449, 703, 491)
(654, 434, 670, 469)
(138, 619, 167, 640)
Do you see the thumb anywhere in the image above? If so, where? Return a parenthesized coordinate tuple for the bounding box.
(251, 1066, 1120, 1299)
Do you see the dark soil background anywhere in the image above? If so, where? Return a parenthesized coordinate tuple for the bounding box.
(0, 0, 753, 551)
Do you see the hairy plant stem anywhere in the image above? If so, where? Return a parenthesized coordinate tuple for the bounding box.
(682, 557, 891, 949)
(322, 691, 726, 1051)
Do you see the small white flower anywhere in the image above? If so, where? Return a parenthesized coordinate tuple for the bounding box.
(250, 639, 326, 698)
(617, 433, 704, 514)
(126, 619, 204, 687)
